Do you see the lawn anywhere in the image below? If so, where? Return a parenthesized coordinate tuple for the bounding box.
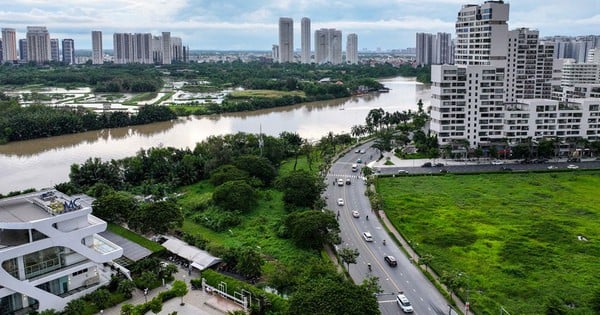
(228, 89, 305, 99)
(107, 223, 165, 253)
(377, 171, 600, 314)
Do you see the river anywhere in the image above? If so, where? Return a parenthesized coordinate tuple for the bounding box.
(0, 77, 430, 194)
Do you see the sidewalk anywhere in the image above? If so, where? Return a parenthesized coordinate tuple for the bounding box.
(99, 268, 243, 315)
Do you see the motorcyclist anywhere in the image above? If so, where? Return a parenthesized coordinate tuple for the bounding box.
(367, 263, 372, 271)
(366, 215, 369, 220)
(383, 239, 386, 245)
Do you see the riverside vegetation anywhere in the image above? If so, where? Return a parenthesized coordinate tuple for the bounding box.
(377, 171, 600, 314)
(0, 62, 430, 144)
(56, 131, 381, 314)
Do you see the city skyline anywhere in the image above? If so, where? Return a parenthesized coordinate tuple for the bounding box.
(0, 0, 598, 51)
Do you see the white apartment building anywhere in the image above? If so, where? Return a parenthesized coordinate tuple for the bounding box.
(278, 17, 293, 63)
(2, 28, 18, 62)
(161, 32, 172, 65)
(26, 26, 51, 63)
(91, 31, 103, 65)
(0, 190, 122, 313)
(301, 17, 311, 64)
(431, 0, 600, 149)
(346, 33, 358, 65)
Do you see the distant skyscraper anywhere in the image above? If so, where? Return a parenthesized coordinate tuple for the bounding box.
(272, 44, 279, 60)
(433, 32, 452, 64)
(132, 33, 152, 64)
(113, 33, 132, 64)
(62, 39, 75, 64)
(92, 31, 103, 64)
(0, 39, 3, 63)
(315, 28, 342, 65)
(50, 38, 60, 62)
(2, 28, 18, 62)
(346, 33, 358, 64)
(278, 17, 293, 63)
(416, 33, 433, 66)
(172, 36, 183, 62)
(19, 39, 27, 61)
(26, 26, 51, 63)
(301, 17, 311, 64)
(161, 32, 172, 65)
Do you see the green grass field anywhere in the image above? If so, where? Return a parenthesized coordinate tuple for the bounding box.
(107, 223, 165, 253)
(176, 155, 325, 269)
(377, 171, 600, 314)
(228, 89, 305, 99)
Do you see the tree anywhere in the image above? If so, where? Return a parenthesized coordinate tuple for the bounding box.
(171, 280, 188, 306)
(212, 180, 257, 212)
(338, 247, 360, 271)
(280, 131, 304, 170)
(289, 278, 380, 315)
(63, 299, 86, 315)
(284, 210, 339, 249)
(361, 275, 383, 296)
(92, 190, 137, 224)
(38, 310, 60, 315)
(91, 288, 111, 310)
(233, 154, 278, 186)
(129, 200, 183, 234)
(235, 246, 264, 279)
(276, 170, 325, 209)
(148, 297, 163, 313)
(117, 279, 137, 298)
(209, 164, 249, 186)
(418, 253, 433, 272)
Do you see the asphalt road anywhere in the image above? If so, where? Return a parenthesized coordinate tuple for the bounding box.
(326, 145, 457, 315)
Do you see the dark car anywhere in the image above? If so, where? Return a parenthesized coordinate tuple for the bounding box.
(500, 166, 512, 171)
(434, 163, 445, 167)
(384, 255, 398, 267)
(567, 157, 581, 163)
(421, 162, 432, 167)
(346, 178, 351, 185)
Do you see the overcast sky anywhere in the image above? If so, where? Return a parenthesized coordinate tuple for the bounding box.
(1, 0, 599, 51)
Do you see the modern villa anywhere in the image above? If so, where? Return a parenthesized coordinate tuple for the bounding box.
(0, 190, 123, 314)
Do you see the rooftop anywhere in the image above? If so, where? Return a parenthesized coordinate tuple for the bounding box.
(0, 190, 89, 223)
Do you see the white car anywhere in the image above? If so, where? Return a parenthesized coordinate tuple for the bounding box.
(547, 165, 557, 170)
(352, 210, 360, 218)
(337, 198, 344, 206)
(397, 169, 408, 174)
(491, 160, 504, 165)
(396, 294, 414, 313)
(567, 164, 579, 169)
(362, 232, 373, 242)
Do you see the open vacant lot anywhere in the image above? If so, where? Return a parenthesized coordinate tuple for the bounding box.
(378, 171, 600, 314)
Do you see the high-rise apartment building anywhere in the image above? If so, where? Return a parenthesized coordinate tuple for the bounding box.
(0, 190, 123, 313)
(91, 31, 103, 64)
(301, 17, 311, 64)
(430, 1, 510, 147)
(50, 38, 60, 62)
(278, 17, 293, 63)
(26, 26, 51, 63)
(61, 39, 74, 65)
(161, 32, 172, 65)
(416, 33, 433, 66)
(171, 36, 183, 63)
(433, 33, 452, 64)
(132, 33, 152, 64)
(0, 39, 2, 63)
(113, 33, 132, 64)
(272, 44, 279, 61)
(346, 33, 358, 64)
(314, 28, 342, 65)
(2, 28, 18, 62)
(18, 39, 27, 62)
(431, 0, 600, 149)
